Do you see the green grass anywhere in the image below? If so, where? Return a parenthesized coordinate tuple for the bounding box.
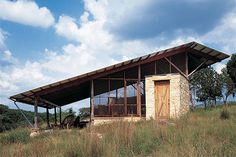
(0, 127, 30, 144)
(1, 106, 236, 157)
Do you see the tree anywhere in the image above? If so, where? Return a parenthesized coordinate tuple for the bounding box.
(221, 68, 235, 106)
(0, 104, 54, 132)
(78, 107, 90, 120)
(209, 69, 223, 106)
(190, 67, 223, 108)
(68, 107, 76, 116)
(227, 54, 236, 84)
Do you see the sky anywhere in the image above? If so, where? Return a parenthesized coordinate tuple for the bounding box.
(0, 0, 236, 113)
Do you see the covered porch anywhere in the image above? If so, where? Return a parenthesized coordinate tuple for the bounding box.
(10, 41, 229, 129)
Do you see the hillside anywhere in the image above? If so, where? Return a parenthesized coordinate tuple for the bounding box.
(1, 106, 236, 157)
(0, 104, 77, 132)
(0, 104, 52, 132)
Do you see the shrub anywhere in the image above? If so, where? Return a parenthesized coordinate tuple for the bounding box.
(1, 106, 236, 157)
(0, 128, 30, 144)
(220, 109, 230, 119)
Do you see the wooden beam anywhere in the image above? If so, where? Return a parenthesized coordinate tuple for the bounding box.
(124, 72, 127, 115)
(115, 89, 118, 104)
(108, 77, 111, 115)
(154, 61, 157, 75)
(164, 57, 188, 80)
(189, 49, 221, 62)
(20, 93, 59, 109)
(185, 52, 188, 75)
(137, 64, 141, 117)
(188, 60, 208, 77)
(46, 107, 50, 128)
(36, 46, 189, 96)
(54, 107, 57, 125)
(34, 97, 38, 129)
(99, 77, 144, 81)
(20, 94, 47, 108)
(90, 80, 94, 121)
(59, 107, 62, 125)
(188, 53, 202, 65)
(39, 97, 60, 108)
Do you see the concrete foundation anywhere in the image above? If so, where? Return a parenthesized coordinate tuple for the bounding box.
(93, 117, 143, 125)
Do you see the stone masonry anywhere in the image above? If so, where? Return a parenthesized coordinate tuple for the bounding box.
(145, 74, 189, 120)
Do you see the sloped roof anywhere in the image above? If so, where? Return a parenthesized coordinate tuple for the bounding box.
(10, 41, 229, 108)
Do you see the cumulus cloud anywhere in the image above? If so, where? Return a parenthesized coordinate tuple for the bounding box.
(55, 16, 80, 42)
(0, 0, 55, 28)
(102, 0, 235, 40)
(55, 14, 112, 49)
(2, 0, 236, 110)
(0, 58, 53, 106)
(0, 50, 18, 67)
(0, 29, 5, 48)
(201, 11, 236, 54)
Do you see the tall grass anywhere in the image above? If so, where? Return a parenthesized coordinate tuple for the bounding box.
(1, 106, 236, 157)
(0, 127, 30, 144)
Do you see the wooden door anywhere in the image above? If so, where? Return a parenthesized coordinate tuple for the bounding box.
(155, 80, 170, 119)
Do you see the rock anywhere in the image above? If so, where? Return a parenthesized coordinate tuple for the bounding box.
(97, 133, 103, 139)
(44, 129, 53, 134)
(30, 131, 40, 138)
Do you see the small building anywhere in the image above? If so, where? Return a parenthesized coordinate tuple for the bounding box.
(10, 42, 229, 127)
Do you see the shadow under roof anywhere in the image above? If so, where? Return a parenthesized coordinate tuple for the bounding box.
(10, 41, 230, 108)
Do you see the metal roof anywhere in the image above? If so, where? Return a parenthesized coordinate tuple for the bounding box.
(10, 41, 230, 108)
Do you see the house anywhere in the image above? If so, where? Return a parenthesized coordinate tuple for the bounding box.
(10, 41, 229, 128)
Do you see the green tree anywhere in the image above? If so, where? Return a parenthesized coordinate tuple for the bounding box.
(227, 54, 236, 84)
(0, 104, 16, 132)
(69, 108, 75, 115)
(78, 107, 90, 120)
(0, 104, 54, 132)
(221, 68, 235, 106)
(190, 67, 223, 108)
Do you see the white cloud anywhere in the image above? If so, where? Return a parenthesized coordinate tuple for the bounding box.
(215, 63, 226, 74)
(0, 0, 55, 28)
(0, 29, 5, 48)
(201, 11, 236, 54)
(1, 0, 200, 101)
(0, 60, 50, 93)
(2, 0, 236, 110)
(80, 11, 90, 24)
(55, 14, 112, 49)
(55, 16, 80, 42)
(0, 50, 18, 65)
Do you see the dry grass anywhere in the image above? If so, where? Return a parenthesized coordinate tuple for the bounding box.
(1, 106, 236, 157)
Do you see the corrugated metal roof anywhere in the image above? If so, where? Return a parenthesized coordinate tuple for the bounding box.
(10, 41, 230, 108)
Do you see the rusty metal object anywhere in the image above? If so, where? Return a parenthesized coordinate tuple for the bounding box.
(61, 114, 75, 129)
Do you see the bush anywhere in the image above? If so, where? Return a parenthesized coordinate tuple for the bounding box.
(0, 128, 30, 144)
(220, 109, 230, 119)
(1, 106, 236, 157)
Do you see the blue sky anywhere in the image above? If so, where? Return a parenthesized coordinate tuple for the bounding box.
(0, 0, 236, 112)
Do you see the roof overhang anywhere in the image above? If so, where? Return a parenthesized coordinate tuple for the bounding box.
(10, 41, 230, 108)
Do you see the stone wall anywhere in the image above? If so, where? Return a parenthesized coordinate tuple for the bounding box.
(145, 74, 189, 120)
(179, 75, 190, 115)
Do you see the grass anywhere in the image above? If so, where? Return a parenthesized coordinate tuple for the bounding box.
(1, 106, 236, 157)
